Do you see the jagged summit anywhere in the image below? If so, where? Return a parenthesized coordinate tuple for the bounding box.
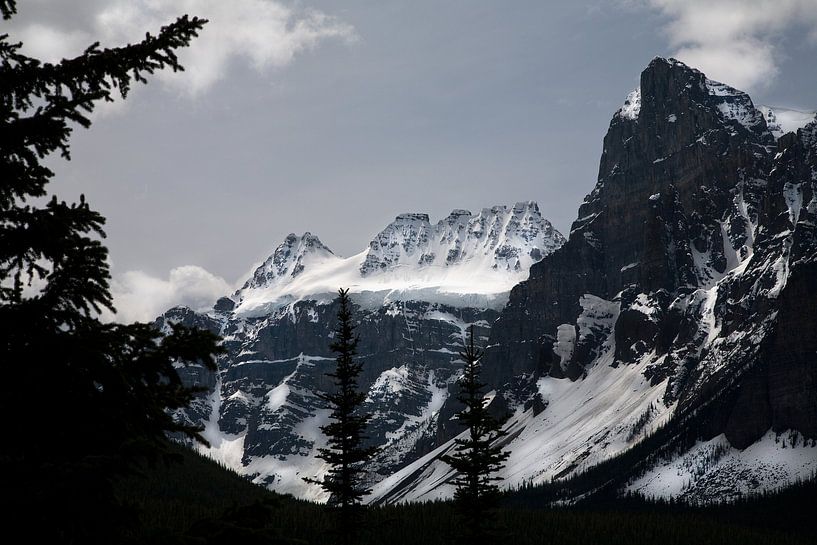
(361, 201, 563, 276)
(232, 202, 565, 315)
(394, 212, 431, 222)
(241, 232, 336, 292)
(615, 57, 772, 144)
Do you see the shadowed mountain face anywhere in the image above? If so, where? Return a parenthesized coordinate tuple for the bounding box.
(159, 58, 817, 505)
(484, 57, 775, 386)
(480, 57, 816, 440)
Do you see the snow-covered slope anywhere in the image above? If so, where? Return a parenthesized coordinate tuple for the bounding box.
(369, 338, 676, 503)
(759, 106, 817, 139)
(233, 201, 564, 316)
(626, 430, 817, 502)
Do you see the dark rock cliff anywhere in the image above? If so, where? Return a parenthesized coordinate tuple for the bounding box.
(479, 58, 815, 453)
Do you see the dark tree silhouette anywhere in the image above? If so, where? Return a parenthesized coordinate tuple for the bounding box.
(0, 2, 221, 542)
(306, 288, 378, 545)
(441, 326, 511, 544)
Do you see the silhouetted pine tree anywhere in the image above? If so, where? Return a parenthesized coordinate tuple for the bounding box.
(0, 3, 221, 542)
(441, 326, 510, 544)
(306, 288, 378, 545)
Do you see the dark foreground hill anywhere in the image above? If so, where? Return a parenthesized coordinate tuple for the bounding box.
(116, 441, 816, 544)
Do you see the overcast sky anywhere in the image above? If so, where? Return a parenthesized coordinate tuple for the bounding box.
(7, 0, 817, 321)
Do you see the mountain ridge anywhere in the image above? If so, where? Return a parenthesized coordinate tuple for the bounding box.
(232, 201, 564, 316)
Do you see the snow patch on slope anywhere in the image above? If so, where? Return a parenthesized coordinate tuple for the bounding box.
(369, 343, 676, 504)
(367, 366, 411, 401)
(759, 106, 817, 139)
(244, 408, 333, 502)
(553, 324, 576, 371)
(783, 182, 803, 226)
(627, 430, 817, 502)
(618, 88, 641, 120)
(196, 377, 247, 470)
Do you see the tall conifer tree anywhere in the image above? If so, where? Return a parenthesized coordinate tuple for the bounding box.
(0, 3, 221, 541)
(306, 288, 377, 545)
(441, 326, 510, 544)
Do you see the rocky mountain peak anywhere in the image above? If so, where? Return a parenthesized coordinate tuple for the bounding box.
(229, 202, 563, 316)
(485, 56, 785, 389)
(616, 58, 771, 141)
(241, 232, 336, 291)
(561, 57, 778, 298)
(394, 212, 431, 222)
(360, 202, 564, 276)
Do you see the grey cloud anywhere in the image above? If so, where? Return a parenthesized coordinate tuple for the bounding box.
(637, 0, 817, 90)
(107, 266, 232, 323)
(13, 0, 356, 95)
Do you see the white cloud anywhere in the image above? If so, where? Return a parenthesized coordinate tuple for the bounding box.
(15, 23, 92, 63)
(17, 0, 355, 96)
(108, 265, 232, 323)
(636, 0, 817, 90)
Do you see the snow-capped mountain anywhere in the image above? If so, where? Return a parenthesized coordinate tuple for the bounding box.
(241, 232, 336, 292)
(157, 202, 564, 501)
(233, 201, 564, 316)
(360, 203, 561, 275)
(159, 57, 817, 506)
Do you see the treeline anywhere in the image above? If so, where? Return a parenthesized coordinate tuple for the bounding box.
(118, 443, 816, 545)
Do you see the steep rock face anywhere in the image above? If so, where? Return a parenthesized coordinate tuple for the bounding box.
(483, 57, 774, 389)
(699, 123, 817, 448)
(373, 58, 817, 504)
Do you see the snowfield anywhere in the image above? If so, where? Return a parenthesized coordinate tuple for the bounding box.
(369, 341, 678, 504)
(233, 202, 564, 316)
(627, 430, 817, 502)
